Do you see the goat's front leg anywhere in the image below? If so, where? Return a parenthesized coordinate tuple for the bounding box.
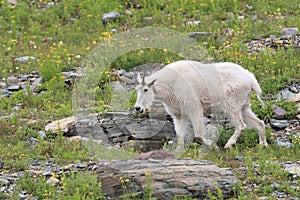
(190, 113, 213, 149)
(173, 115, 188, 152)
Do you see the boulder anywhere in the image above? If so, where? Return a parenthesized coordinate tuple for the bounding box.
(95, 159, 237, 199)
(45, 116, 78, 134)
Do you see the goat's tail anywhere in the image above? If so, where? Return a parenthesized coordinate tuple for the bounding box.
(251, 77, 265, 108)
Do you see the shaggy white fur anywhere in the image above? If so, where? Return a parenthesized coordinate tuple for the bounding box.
(135, 60, 268, 150)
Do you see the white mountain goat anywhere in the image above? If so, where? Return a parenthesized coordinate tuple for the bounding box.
(134, 60, 268, 150)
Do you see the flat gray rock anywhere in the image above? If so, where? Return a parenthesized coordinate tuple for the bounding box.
(95, 159, 237, 199)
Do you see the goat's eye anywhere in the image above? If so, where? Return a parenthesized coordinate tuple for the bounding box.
(143, 88, 148, 92)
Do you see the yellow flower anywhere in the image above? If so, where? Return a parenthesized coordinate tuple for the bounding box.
(92, 40, 97, 45)
(163, 48, 168, 53)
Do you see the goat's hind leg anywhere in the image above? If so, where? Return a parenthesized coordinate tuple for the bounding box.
(242, 105, 268, 146)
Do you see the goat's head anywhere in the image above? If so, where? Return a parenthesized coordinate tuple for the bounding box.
(134, 72, 156, 114)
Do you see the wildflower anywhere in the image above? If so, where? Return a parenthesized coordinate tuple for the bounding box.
(163, 48, 168, 53)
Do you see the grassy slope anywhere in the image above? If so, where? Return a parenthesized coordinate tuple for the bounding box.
(0, 0, 299, 199)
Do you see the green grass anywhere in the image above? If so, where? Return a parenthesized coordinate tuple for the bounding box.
(0, 0, 299, 199)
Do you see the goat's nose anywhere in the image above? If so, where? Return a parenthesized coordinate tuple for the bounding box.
(135, 107, 141, 112)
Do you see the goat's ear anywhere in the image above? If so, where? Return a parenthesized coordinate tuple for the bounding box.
(148, 79, 156, 87)
(137, 73, 142, 84)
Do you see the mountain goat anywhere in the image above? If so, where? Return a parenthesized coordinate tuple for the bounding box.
(134, 60, 268, 150)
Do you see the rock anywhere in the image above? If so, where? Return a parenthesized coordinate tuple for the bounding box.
(185, 20, 201, 26)
(270, 119, 290, 129)
(100, 111, 176, 152)
(102, 11, 120, 25)
(296, 114, 300, 119)
(276, 88, 298, 101)
(7, 0, 17, 5)
(30, 77, 44, 91)
(46, 177, 60, 186)
(238, 15, 245, 20)
(281, 28, 298, 36)
(272, 105, 287, 119)
(67, 136, 90, 142)
(289, 85, 299, 93)
(0, 89, 12, 98)
(288, 93, 300, 102)
(188, 32, 217, 39)
(0, 178, 10, 186)
(7, 76, 18, 84)
(283, 163, 300, 177)
(6, 84, 21, 91)
(38, 130, 46, 138)
(95, 159, 237, 199)
(45, 116, 78, 134)
(15, 56, 35, 63)
(275, 138, 294, 148)
(143, 17, 153, 23)
(136, 150, 174, 160)
(18, 74, 30, 81)
(0, 82, 6, 89)
(125, 9, 132, 15)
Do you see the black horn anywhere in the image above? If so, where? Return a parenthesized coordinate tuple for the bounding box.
(142, 70, 147, 85)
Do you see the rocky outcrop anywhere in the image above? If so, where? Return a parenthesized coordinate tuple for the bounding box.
(95, 159, 237, 199)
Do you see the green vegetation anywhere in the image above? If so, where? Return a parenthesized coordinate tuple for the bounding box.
(0, 0, 299, 199)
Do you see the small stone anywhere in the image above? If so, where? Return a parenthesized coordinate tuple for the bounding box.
(281, 27, 298, 36)
(67, 136, 90, 142)
(0, 89, 12, 98)
(125, 9, 132, 15)
(238, 15, 245, 20)
(188, 32, 217, 38)
(289, 86, 299, 93)
(289, 93, 300, 102)
(7, 76, 18, 84)
(276, 88, 296, 101)
(15, 56, 36, 63)
(270, 119, 290, 129)
(31, 77, 44, 91)
(269, 35, 277, 40)
(102, 11, 120, 25)
(6, 84, 21, 91)
(297, 103, 300, 113)
(143, 17, 153, 23)
(0, 178, 9, 186)
(38, 130, 46, 138)
(186, 20, 201, 26)
(283, 163, 300, 177)
(7, 0, 17, 5)
(296, 114, 300, 119)
(245, 4, 253, 9)
(275, 138, 294, 148)
(0, 82, 6, 89)
(46, 177, 60, 186)
(18, 74, 30, 81)
(234, 156, 244, 161)
(272, 105, 287, 119)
